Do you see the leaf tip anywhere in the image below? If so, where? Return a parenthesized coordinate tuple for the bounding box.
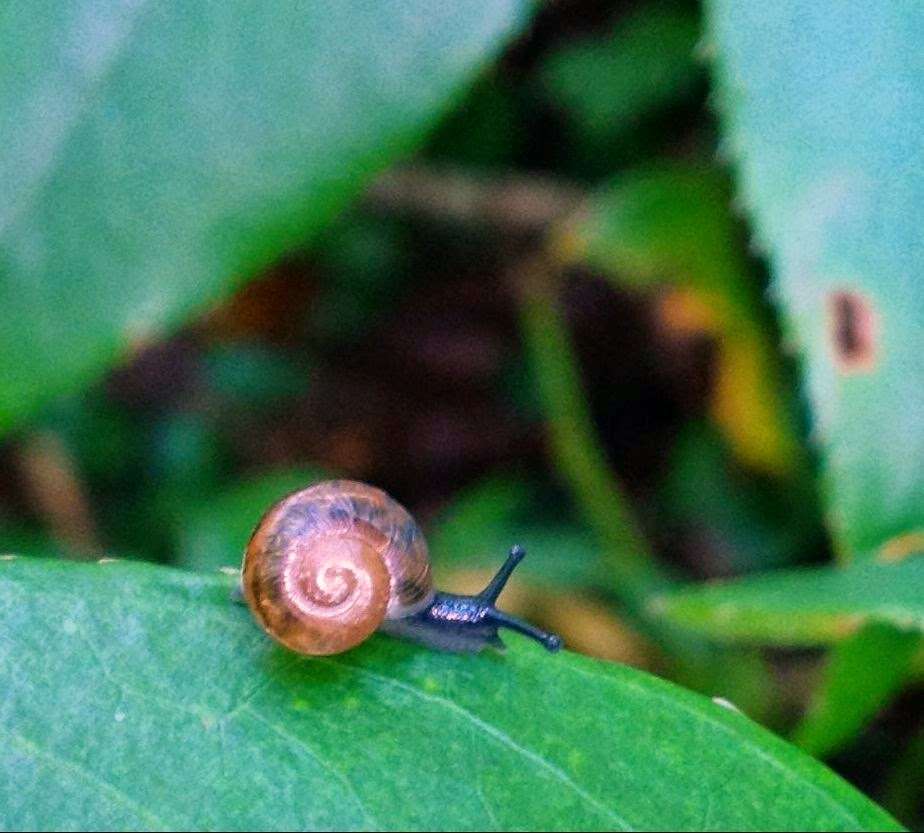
(711, 696, 742, 714)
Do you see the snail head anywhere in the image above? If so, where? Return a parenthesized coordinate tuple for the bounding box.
(380, 546, 563, 653)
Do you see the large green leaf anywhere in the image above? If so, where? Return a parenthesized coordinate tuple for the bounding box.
(0, 557, 900, 831)
(655, 557, 924, 645)
(0, 1, 532, 433)
(706, 0, 924, 555)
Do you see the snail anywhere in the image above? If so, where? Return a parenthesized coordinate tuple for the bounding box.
(239, 479, 562, 656)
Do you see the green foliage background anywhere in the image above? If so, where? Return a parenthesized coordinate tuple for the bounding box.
(0, 0, 920, 830)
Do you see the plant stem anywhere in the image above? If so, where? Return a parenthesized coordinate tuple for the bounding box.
(365, 165, 584, 235)
(514, 253, 672, 613)
(514, 252, 777, 718)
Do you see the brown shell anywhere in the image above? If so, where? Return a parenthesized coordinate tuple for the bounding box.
(242, 480, 433, 656)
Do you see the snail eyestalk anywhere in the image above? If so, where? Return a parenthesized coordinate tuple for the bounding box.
(477, 546, 563, 651)
(478, 544, 526, 604)
(485, 608, 563, 652)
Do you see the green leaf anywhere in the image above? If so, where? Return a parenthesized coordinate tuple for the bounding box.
(426, 73, 524, 169)
(706, 0, 924, 554)
(538, 2, 701, 148)
(0, 1, 533, 434)
(882, 728, 924, 828)
(576, 167, 746, 303)
(655, 557, 924, 646)
(0, 524, 65, 560)
(0, 557, 901, 831)
(428, 475, 609, 590)
(659, 421, 823, 573)
(567, 165, 803, 477)
(792, 622, 920, 759)
(203, 344, 309, 409)
(175, 468, 328, 571)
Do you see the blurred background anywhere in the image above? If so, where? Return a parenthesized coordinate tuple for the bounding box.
(0, 0, 920, 825)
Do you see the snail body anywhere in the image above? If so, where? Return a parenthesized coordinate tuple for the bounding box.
(241, 479, 561, 656)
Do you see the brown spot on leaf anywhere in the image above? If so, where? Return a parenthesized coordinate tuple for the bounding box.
(828, 290, 878, 373)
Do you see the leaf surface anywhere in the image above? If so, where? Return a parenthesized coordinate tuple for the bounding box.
(0, 557, 901, 831)
(0, 0, 531, 432)
(656, 557, 924, 645)
(706, 0, 924, 554)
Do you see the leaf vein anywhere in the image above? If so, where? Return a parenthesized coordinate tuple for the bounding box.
(321, 658, 633, 830)
(0, 726, 170, 831)
(566, 662, 865, 829)
(239, 705, 378, 831)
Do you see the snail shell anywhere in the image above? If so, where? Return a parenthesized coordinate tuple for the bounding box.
(242, 479, 433, 656)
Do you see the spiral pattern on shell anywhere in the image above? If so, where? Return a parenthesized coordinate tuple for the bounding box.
(242, 480, 433, 656)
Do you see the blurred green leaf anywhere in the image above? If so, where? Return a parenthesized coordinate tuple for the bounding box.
(538, 2, 701, 149)
(175, 468, 328, 571)
(0, 557, 901, 831)
(706, 0, 924, 555)
(0, 1, 534, 434)
(882, 728, 924, 829)
(0, 524, 65, 559)
(656, 557, 924, 645)
(792, 622, 920, 759)
(428, 475, 608, 589)
(312, 215, 410, 344)
(203, 344, 309, 408)
(426, 73, 524, 168)
(660, 422, 823, 573)
(41, 395, 138, 484)
(565, 165, 802, 477)
(575, 167, 742, 300)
